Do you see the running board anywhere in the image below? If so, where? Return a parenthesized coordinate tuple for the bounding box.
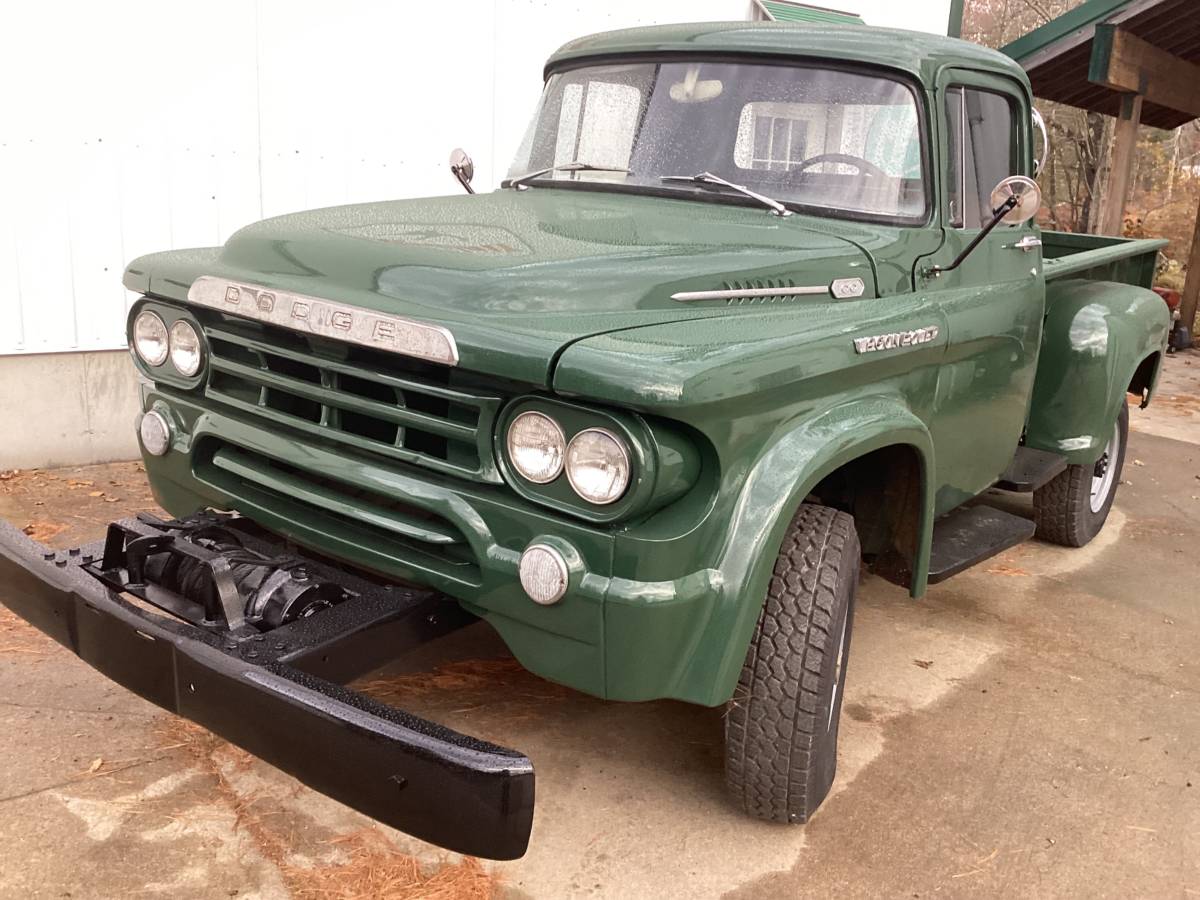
(927, 505, 1036, 584)
(994, 446, 1068, 493)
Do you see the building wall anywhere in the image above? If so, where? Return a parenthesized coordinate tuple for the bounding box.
(0, 352, 143, 469)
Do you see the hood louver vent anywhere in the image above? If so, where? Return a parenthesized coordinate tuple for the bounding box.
(722, 279, 803, 305)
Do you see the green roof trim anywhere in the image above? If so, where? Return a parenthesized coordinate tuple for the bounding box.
(1000, 0, 1130, 64)
(759, 1, 864, 26)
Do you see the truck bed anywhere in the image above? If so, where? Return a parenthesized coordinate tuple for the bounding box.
(1042, 231, 1167, 288)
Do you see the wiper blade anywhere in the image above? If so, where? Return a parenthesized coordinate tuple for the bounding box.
(508, 161, 631, 190)
(660, 171, 791, 217)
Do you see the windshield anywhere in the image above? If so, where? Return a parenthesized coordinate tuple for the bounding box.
(508, 61, 927, 223)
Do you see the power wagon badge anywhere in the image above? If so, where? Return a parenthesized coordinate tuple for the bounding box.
(853, 325, 940, 354)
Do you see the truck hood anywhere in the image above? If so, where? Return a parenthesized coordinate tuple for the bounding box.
(125, 189, 874, 386)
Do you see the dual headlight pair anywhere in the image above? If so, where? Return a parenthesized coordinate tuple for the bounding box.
(132, 310, 203, 377)
(506, 411, 630, 505)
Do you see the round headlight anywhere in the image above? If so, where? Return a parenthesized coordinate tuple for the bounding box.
(132, 311, 169, 366)
(565, 428, 630, 505)
(518, 544, 569, 605)
(507, 412, 565, 483)
(169, 320, 203, 376)
(138, 410, 171, 457)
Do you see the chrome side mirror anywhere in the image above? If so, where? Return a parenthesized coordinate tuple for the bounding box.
(924, 175, 1043, 278)
(990, 175, 1042, 226)
(1031, 107, 1048, 177)
(450, 148, 475, 194)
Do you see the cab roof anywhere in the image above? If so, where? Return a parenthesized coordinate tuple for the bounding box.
(545, 21, 1031, 92)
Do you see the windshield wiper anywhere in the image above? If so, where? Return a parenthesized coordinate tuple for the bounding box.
(508, 160, 631, 190)
(660, 171, 792, 217)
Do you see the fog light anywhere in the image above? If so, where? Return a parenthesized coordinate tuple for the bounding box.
(518, 543, 569, 605)
(139, 410, 171, 456)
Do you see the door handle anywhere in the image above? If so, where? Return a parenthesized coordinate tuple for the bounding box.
(1011, 236, 1042, 252)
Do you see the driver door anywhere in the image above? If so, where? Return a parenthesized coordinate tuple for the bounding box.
(921, 69, 1046, 512)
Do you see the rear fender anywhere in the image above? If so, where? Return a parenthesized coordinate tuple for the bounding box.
(680, 396, 935, 706)
(1026, 280, 1170, 465)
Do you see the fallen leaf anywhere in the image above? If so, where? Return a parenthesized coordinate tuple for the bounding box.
(987, 563, 1030, 577)
(0, 470, 17, 481)
(88, 757, 103, 773)
(88, 491, 104, 498)
(913, 659, 933, 669)
(104, 497, 120, 503)
(21, 522, 67, 542)
(1132, 459, 1145, 467)
(67, 479, 94, 487)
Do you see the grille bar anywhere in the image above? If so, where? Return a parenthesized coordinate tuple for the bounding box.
(210, 356, 478, 442)
(211, 446, 463, 546)
(206, 326, 482, 404)
(202, 322, 503, 483)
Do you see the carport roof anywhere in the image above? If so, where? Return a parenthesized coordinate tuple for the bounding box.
(1001, 0, 1200, 129)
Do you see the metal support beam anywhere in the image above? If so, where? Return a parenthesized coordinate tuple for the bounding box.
(1098, 90, 1143, 237)
(1090, 24, 1200, 120)
(947, 0, 964, 38)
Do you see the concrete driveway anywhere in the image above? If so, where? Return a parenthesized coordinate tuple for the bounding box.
(2, 352, 1198, 899)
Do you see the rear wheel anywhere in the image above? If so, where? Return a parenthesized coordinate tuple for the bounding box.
(724, 503, 860, 823)
(1034, 403, 1128, 547)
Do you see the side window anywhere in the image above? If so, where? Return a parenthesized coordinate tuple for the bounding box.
(945, 87, 1016, 228)
(734, 102, 813, 171)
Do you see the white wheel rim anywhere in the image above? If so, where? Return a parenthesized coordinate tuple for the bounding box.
(828, 618, 848, 730)
(1089, 420, 1121, 513)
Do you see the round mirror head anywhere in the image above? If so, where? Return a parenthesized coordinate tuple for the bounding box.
(449, 148, 474, 183)
(991, 175, 1042, 225)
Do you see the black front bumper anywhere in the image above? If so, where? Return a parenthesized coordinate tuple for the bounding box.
(0, 521, 534, 860)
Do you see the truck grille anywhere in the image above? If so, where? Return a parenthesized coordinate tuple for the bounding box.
(195, 440, 482, 589)
(202, 319, 502, 483)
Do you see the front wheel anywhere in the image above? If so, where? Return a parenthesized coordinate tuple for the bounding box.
(1034, 402, 1129, 547)
(724, 503, 860, 824)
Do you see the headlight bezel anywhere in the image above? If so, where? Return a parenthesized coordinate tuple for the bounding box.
(496, 396, 698, 523)
(127, 299, 207, 389)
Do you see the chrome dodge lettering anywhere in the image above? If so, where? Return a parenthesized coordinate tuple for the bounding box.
(187, 276, 459, 366)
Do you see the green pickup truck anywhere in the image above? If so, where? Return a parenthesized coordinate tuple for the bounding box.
(0, 22, 1170, 859)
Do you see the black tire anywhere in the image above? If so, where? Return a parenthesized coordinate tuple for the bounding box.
(725, 503, 861, 824)
(1034, 402, 1129, 547)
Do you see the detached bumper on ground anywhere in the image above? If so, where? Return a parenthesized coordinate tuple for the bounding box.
(0, 520, 535, 860)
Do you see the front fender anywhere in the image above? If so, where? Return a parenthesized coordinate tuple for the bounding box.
(1027, 280, 1170, 464)
(671, 395, 934, 706)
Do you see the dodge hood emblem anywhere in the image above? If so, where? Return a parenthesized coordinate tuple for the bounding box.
(187, 276, 459, 366)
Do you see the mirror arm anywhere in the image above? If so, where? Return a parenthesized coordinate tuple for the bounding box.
(452, 166, 475, 194)
(922, 195, 1019, 279)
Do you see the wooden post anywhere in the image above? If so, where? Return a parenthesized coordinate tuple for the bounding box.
(1180, 198, 1200, 340)
(1098, 91, 1143, 237)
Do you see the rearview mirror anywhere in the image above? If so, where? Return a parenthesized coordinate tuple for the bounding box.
(450, 148, 475, 194)
(669, 66, 723, 103)
(990, 175, 1042, 226)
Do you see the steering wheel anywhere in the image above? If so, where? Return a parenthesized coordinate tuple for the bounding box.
(791, 153, 888, 178)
